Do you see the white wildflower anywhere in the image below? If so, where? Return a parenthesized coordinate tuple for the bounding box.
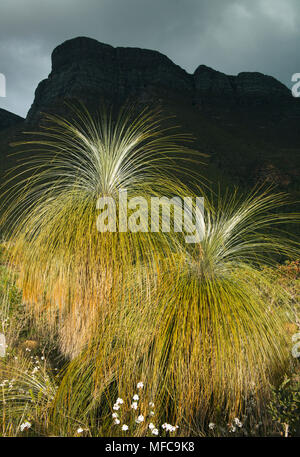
(77, 427, 84, 434)
(113, 404, 120, 410)
(133, 394, 139, 401)
(122, 424, 129, 431)
(149, 423, 155, 430)
(114, 419, 120, 425)
(152, 428, 159, 435)
(20, 421, 32, 432)
(162, 423, 177, 432)
(137, 382, 144, 389)
(234, 418, 243, 428)
(209, 422, 215, 430)
(116, 397, 124, 405)
(112, 413, 118, 418)
(131, 402, 138, 410)
(136, 415, 144, 423)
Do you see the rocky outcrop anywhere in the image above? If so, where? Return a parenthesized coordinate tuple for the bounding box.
(194, 65, 235, 101)
(27, 37, 192, 123)
(26, 36, 299, 123)
(235, 72, 290, 101)
(0, 108, 23, 131)
(2, 36, 294, 196)
(193, 65, 291, 106)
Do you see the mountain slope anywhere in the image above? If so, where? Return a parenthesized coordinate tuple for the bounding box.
(0, 108, 23, 131)
(0, 37, 299, 196)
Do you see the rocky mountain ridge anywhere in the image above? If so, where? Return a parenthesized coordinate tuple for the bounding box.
(0, 37, 299, 196)
(26, 36, 298, 123)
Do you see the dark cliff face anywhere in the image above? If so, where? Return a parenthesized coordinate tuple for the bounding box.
(194, 65, 291, 104)
(0, 110, 24, 178)
(2, 36, 298, 195)
(0, 108, 23, 131)
(26, 37, 193, 123)
(26, 36, 298, 124)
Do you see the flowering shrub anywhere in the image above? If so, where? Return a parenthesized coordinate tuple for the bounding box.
(110, 382, 179, 437)
(0, 351, 58, 436)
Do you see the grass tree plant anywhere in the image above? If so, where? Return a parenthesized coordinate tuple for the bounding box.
(1, 104, 202, 358)
(1, 104, 299, 434)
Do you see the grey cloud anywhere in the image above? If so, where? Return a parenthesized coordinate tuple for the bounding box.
(0, 0, 299, 117)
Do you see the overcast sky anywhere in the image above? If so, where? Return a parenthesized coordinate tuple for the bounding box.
(0, 0, 299, 117)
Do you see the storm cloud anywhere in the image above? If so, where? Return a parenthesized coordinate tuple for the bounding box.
(0, 0, 299, 117)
